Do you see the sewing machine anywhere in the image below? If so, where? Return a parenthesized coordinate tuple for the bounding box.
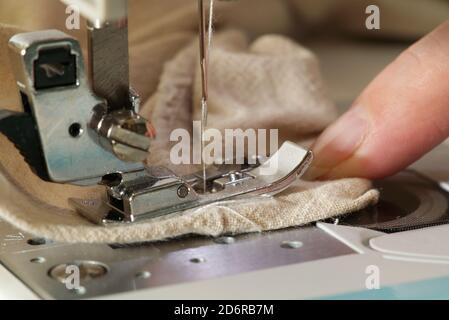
(1, 0, 449, 300)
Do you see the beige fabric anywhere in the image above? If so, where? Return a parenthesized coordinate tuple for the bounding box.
(0, 168, 378, 243)
(0, 1, 380, 244)
(146, 31, 339, 170)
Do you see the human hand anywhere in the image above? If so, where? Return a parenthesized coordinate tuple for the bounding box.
(306, 21, 449, 180)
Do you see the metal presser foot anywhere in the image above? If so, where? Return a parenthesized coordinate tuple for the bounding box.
(0, 29, 313, 226)
(70, 142, 313, 225)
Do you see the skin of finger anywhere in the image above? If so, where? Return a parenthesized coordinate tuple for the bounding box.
(321, 20, 449, 180)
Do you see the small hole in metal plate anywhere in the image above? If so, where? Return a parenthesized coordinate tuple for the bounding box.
(30, 257, 46, 264)
(135, 271, 151, 279)
(69, 123, 83, 138)
(74, 286, 86, 295)
(49, 261, 108, 283)
(281, 241, 303, 249)
(190, 257, 206, 264)
(27, 238, 48, 246)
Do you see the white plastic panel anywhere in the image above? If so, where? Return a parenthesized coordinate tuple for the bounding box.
(370, 224, 449, 260)
(0, 264, 37, 300)
(60, 0, 127, 23)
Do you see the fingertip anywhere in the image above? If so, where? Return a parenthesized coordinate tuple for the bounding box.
(305, 106, 370, 180)
(308, 21, 449, 181)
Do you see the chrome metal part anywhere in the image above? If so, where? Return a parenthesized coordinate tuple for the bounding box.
(198, 0, 214, 192)
(7, 30, 142, 185)
(90, 104, 151, 162)
(0, 218, 354, 299)
(87, 19, 130, 111)
(70, 142, 313, 225)
(86, 14, 153, 162)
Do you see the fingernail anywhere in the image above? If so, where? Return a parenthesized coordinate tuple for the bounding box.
(304, 107, 369, 180)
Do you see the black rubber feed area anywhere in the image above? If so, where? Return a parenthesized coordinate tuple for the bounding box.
(0, 111, 49, 181)
(336, 171, 449, 233)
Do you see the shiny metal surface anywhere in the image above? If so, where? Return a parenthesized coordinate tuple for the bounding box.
(86, 9, 154, 162)
(87, 15, 153, 162)
(71, 142, 313, 224)
(49, 261, 109, 283)
(7, 30, 142, 185)
(0, 218, 354, 299)
(87, 20, 130, 111)
(90, 104, 151, 162)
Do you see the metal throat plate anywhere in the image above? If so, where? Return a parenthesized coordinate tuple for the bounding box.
(0, 220, 354, 299)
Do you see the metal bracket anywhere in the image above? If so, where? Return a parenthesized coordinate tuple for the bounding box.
(4, 30, 152, 185)
(6, 30, 144, 185)
(70, 142, 313, 225)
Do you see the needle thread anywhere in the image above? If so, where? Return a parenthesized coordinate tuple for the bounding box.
(198, 0, 214, 193)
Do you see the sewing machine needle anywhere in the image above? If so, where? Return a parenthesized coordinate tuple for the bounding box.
(198, 0, 214, 193)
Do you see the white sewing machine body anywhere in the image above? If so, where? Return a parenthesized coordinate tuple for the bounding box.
(1, 0, 449, 300)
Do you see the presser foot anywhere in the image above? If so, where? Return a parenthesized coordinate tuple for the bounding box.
(70, 142, 313, 225)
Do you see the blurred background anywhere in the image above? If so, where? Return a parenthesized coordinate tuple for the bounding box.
(0, 0, 447, 110)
